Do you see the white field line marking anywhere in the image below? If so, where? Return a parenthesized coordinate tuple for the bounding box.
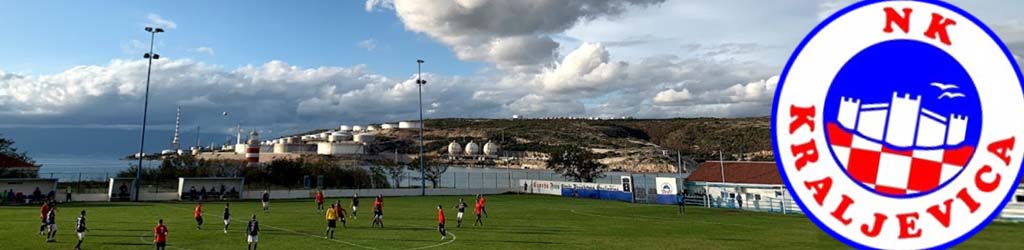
(154, 203, 379, 250)
(568, 209, 760, 228)
(392, 223, 457, 250)
(138, 232, 194, 250)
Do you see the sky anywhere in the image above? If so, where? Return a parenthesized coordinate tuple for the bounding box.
(1, 0, 1023, 157)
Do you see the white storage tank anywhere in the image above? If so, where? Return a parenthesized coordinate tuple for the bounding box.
(339, 125, 352, 132)
(465, 141, 480, 155)
(367, 125, 378, 131)
(483, 141, 500, 156)
(316, 142, 365, 155)
(352, 125, 364, 132)
(448, 141, 463, 156)
(398, 121, 422, 129)
(380, 123, 398, 129)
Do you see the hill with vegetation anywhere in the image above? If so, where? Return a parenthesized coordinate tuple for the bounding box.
(366, 117, 772, 172)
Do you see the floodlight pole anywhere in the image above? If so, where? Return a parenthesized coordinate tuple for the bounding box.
(416, 59, 427, 196)
(134, 27, 163, 201)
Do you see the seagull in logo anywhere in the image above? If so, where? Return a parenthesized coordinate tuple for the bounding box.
(931, 82, 965, 99)
(930, 82, 959, 90)
(939, 92, 966, 99)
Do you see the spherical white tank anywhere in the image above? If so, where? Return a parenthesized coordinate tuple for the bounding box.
(464, 141, 480, 155)
(339, 125, 352, 132)
(448, 141, 463, 155)
(483, 141, 499, 156)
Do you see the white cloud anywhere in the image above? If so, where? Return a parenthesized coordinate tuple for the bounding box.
(385, 0, 663, 71)
(358, 39, 378, 51)
(145, 14, 178, 29)
(365, 0, 395, 12)
(537, 43, 627, 95)
(189, 47, 215, 56)
(653, 88, 691, 104)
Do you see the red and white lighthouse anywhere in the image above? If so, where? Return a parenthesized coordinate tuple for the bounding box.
(245, 130, 260, 165)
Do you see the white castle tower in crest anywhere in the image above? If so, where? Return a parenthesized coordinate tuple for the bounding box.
(836, 91, 968, 148)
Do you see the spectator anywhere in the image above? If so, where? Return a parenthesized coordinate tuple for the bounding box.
(118, 183, 129, 199)
(33, 187, 43, 202)
(47, 190, 56, 201)
(189, 186, 197, 201)
(1, 189, 7, 205)
(65, 187, 73, 203)
(200, 187, 208, 201)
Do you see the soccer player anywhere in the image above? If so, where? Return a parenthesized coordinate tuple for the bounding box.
(154, 219, 168, 250)
(454, 198, 467, 228)
(315, 190, 324, 211)
(335, 200, 347, 228)
(325, 204, 338, 239)
(350, 193, 359, 219)
(75, 210, 87, 250)
(194, 203, 204, 230)
(371, 195, 384, 228)
(474, 198, 483, 226)
(261, 191, 270, 212)
(478, 194, 488, 218)
(223, 203, 231, 233)
(247, 215, 260, 250)
(676, 191, 686, 215)
(39, 201, 50, 235)
(437, 205, 447, 240)
(45, 206, 57, 242)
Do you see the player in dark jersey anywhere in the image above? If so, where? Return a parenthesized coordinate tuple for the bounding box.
(454, 198, 467, 228)
(223, 203, 231, 233)
(437, 205, 447, 240)
(45, 206, 57, 242)
(75, 210, 87, 250)
(261, 191, 270, 212)
(351, 193, 359, 219)
(247, 215, 260, 250)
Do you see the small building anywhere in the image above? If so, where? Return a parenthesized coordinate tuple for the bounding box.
(0, 155, 39, 177)
(685, 161, 797, 213)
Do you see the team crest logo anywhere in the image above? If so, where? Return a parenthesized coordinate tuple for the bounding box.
(772, 0, 1024, 248)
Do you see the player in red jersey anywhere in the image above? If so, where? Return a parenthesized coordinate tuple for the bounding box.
(437, 205, 447, 240)
(194, 203, 203, 230)
(314, 190, 324, 211)
(474, 198, 484, 226)
(154, 219, 169, 250)
(371, 195, 384, 228)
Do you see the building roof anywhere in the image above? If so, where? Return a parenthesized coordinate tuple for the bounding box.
(688, 161, 781, 185)
(0, 154, 36, 168)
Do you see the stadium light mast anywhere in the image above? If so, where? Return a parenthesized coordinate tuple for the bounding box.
(133, 26, 164, 201)
(416, 59, 427, 196)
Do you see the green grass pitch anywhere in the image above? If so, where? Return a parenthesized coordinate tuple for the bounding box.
(1, 194, 1022, 249)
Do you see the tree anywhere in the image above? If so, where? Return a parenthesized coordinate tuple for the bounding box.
(0, 135, 37, 166)
(547, 145, 607, 182)
(409, 157, 448, 188)
(0, 135, 38, 178)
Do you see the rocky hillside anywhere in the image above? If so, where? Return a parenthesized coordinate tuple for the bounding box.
(366, 117, 772, 172)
